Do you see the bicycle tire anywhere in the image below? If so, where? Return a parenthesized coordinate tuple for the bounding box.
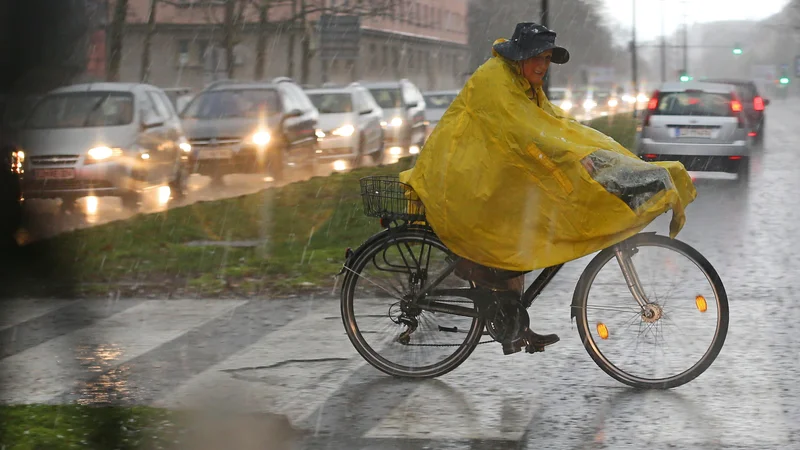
(340, 228, 485, 379)
(573, 233, 729, 390)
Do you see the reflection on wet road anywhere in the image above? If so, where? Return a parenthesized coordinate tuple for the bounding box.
(20, 150, 406, 241)
(3, 100, 800, 448)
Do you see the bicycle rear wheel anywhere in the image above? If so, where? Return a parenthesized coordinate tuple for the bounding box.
(573, 233, 729, 390)
(340, 228, 485, 378)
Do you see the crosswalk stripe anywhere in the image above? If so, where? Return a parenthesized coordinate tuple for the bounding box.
(155, 298, 367, 425)
(0, 299, 79, 331)
(0, 299, 245, 404)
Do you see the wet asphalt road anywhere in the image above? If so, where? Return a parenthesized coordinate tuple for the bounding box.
(3, 100, 800, 449)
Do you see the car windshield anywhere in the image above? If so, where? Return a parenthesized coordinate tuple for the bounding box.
(24, 92, 134, 129)
(369, 88, 403, 109)
(423, 93, 458, 108)
(307, 93, 353, 114)
(655, 91, 734, 116)
(181, 89, 280, 119)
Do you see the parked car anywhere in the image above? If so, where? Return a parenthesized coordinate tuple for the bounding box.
(422, 89, 459, 137)
(305, 83, 384, 170)
(636, 81, 751, 181)
(704, 78, 769, 146)
(15, 82, 191, 210)
(180, 78, 319, 183)
(362, 79, 427, 156)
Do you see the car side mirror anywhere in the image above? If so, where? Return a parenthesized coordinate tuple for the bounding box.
(359, 108, 373, 115)
(141, 112, 164, 130)
(285, 109, 303, 119)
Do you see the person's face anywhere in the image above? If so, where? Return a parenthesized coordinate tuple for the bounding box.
(521, 49, 553, 86)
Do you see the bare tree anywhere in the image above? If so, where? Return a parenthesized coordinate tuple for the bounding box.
(254, 0, 278, 80)
(107, 0, 129, 81)
(280, 0, 399, 85)
(140, 0, 158, 82)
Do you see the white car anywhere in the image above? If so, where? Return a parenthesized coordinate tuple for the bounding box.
(16, 82, 191, 210)
(305, 83, 385, 169)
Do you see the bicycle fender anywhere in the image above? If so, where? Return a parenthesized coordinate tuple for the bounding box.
(337, 228, 393, 276)
(337, 224, 435, 276)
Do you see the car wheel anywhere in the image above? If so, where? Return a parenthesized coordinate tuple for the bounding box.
(169, 165, 189, 201)
(737, 157, 751, 184)
(268, 147, 285, 182)
(120, 191, 141, 211)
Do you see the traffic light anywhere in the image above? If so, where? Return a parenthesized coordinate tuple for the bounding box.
(680, 75, 691, 82)
(733, 43, 743, 55)
(780, 77, 790, 85)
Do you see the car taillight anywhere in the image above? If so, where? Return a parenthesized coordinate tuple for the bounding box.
(730, 95, 744, 128)
(644, 90, 660, 126)
(753, 96, 765, 111)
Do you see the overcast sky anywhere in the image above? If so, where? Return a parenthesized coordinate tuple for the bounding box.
(602, 0, 791, 42)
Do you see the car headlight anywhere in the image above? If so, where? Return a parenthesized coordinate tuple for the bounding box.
(560, 100, 573, 111)
(390, 117, 403, 127)
(583, 100, 597, 110)
(315, 129, 326, 139)
(331, 124, 355, 137)
(608, 99, 619, 108)
(251, 131, 271, 146)
(178, 137, 192, 152)
(87, 146, 121, 161)
(380, 120, 388, 127)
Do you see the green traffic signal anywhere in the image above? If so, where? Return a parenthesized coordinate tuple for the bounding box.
(680, 75, 691, 82)
(733, 48, 743, 55)
(780, 77, 790, 85)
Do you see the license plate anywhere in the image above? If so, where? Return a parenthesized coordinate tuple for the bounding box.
(674, 127, 714, 138)
(197, 148, 234, 160)
(35, 168, 75, 180)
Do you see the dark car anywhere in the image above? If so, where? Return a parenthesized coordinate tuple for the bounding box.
(704, 79, 769, 146)
(180, 78, 319, 183)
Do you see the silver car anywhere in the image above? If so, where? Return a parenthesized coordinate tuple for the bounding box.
(422, 90, 459, 139)
(363, 79, 427, 157)
(636, 81, 751, 180)
(16, 83, 190, 210)
(305, 83, 385, 170)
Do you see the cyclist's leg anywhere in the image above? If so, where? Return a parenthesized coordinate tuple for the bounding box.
(454, 259, 559, 354)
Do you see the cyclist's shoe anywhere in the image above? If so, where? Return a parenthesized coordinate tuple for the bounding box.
(501, 328, 559, 355)
(522, 328, 560, 353)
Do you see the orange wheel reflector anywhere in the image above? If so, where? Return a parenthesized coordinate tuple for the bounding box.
(597, 323, 609, 340)
(696, 295, 708, 313)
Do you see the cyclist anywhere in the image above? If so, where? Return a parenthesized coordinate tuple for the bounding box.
(400, 22, 697, 356)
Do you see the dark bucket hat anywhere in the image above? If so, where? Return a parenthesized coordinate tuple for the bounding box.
(493, 22, 570, 64)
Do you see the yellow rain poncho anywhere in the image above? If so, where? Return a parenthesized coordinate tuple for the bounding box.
(399, 40, 697, 272)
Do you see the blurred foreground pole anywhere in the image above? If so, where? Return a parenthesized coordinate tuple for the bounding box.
(630, 0, 638, 117)
(541, 0, 549, 97)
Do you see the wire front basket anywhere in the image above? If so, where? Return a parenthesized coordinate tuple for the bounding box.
(359, 176, 426, 222)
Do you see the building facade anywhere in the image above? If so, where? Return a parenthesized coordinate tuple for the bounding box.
(107, 0, 468, 92)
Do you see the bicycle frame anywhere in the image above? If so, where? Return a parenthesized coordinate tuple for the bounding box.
(409, 238, 651, 319)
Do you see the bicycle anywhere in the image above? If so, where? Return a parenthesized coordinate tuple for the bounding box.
(338, 175, 729, 390)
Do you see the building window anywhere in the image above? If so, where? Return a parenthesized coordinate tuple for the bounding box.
(196, 39, 209, 65)
(177, 39, 190, 65)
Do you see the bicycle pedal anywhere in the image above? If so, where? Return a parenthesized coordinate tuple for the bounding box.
(502, 340, 525, 355)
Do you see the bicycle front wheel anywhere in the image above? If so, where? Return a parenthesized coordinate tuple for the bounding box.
(340, 228, 485, 379)
(573, 233, 729, 390)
